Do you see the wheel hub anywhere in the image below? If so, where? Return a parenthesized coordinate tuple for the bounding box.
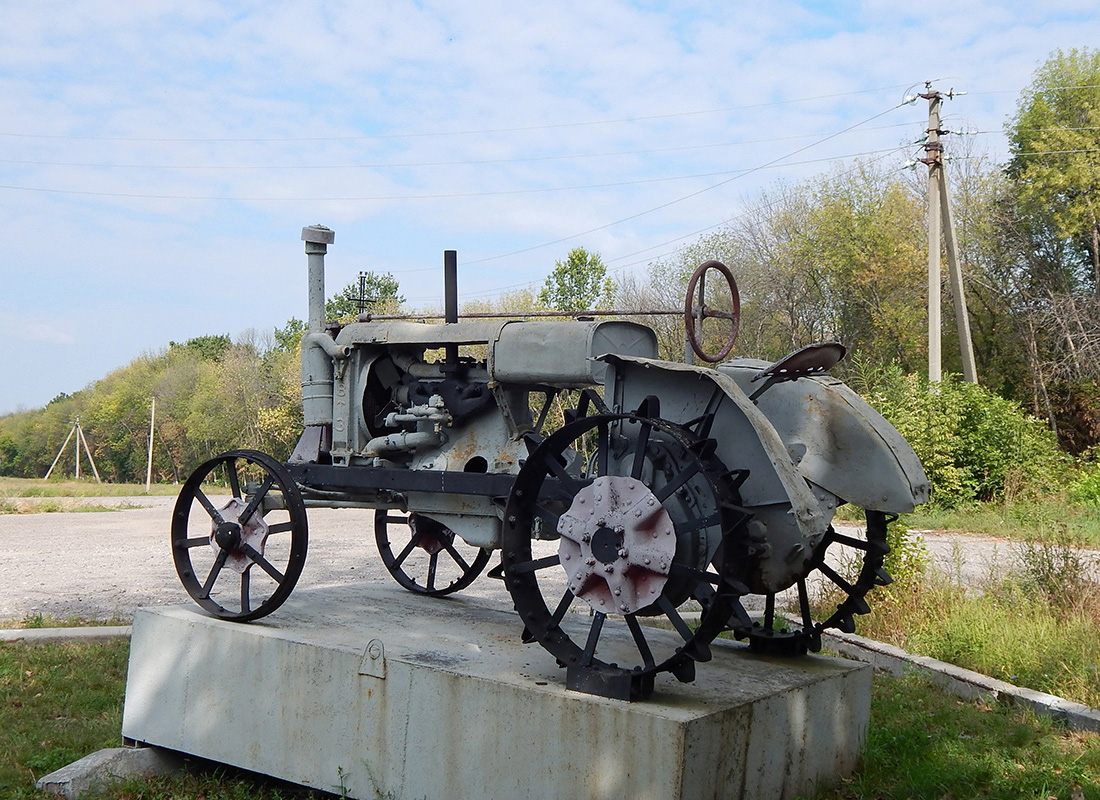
(410, 513, 452, 555)
(557, 475, 677, 615)
(210, 496, 269, 574)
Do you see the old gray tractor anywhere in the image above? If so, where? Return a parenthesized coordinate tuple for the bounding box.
(171, 224, 928, 700)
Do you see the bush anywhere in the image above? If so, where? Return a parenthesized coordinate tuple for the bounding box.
(852, 364, 1070, 508)
(1067, 459, 1100, 506)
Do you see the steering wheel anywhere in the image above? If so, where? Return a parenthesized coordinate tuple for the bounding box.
(684, 260, 740, 363)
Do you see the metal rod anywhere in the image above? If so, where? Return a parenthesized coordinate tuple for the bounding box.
(366, 308, 681, 321)
(444, 250, 459, 367)
(444, 250, 458, 324)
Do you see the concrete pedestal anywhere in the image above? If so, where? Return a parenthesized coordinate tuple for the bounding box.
(122, 583, 870, 800)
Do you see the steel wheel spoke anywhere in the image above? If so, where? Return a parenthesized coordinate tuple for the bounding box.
(764, 593, 775, 631)
(674, 512, 720, 537)
(238, 475, 274, 525)
(797, 579, 814, 633)
(393, 532, 424, 568)
(199, 548, 229, 598)
(654, 461, 701, 503)
(631, 420, 654, 480)
(510, 553, 560, 575)
(266, 521, 294, 535)
(441, 541, 472, 573)
(596, 421, 610, 477)
(242, 543, 286, 584)
(551, 589, 575, 626)
(656, 595, 694, 643)
(177, 536, 209, 549)
(580, 612, 606, 667)
(542, 458, 590, 499)
(227, 460, 242, 499)
(826, 530, 871, 550)
(194, 488, 225, 524)
(669, 561, 722, 587)
(625, 614, 656, 669)
(241, 570, 251, 613)
(819, 563, 855, 595)
(427, 552, 439, 590)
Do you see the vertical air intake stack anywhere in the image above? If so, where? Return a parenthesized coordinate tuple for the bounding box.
(300, 225, 336, 428)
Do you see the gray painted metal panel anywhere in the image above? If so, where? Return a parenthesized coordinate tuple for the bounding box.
(718, 361, 930, 512)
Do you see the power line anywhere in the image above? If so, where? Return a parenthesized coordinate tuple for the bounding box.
(0, 84, 912, 144)
(461, 102, 909, 266)
(0, 122, 917, 172)
(0, 147, 906, 202)
(415, 145, 913, 302)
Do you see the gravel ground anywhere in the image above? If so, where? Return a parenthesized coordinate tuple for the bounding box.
(0, 497, 516, 623)
(0, 498, 1095, 624)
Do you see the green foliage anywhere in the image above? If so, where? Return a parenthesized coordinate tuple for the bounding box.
(857, 365, 1070, 507)
(1008, 47, 1100, 282)
(1068, 459, 1100, 505)
(325, 271, 403, 321)
(169, 334, 232, 362)
(272, 316, 307, 352)
(538, 247, 614, 312)
(0, 337, 303, 483)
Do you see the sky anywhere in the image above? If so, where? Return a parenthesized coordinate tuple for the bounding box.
(1, 0, 1097, 414)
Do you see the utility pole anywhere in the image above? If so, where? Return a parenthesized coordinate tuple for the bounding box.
(44, 417, 101, 482)
(919, 83, 978, 384)
(146, 396, 156, 492)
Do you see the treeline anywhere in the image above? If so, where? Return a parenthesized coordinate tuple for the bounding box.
(0, 334, 302, 484)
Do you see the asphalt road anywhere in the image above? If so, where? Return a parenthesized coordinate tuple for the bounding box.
(0, 497, 1094, 624)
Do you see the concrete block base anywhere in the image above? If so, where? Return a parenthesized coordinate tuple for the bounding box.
(122, 583, 870, 800)
(36, 746, 183, 799)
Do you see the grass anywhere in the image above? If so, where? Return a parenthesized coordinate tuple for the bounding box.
(842, 525, 1100, 709)
(903, 497, 1100, 548)
(2, 640, 1095, 799)
(0, 498, 146, 514)
(813, 671, 1099, 800)
(0, 640, 129, 798)
(0, 477, 178, 499)
(6, 612, 128, 630)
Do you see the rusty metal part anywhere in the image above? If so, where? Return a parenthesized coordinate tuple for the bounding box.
(747, 342, 847, 403)
(684, 260, 741, 363)
(557, 475, 677, 615)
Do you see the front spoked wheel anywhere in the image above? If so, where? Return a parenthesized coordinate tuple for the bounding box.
(171, 449, 308, 622)
(502, 411, 753, 700)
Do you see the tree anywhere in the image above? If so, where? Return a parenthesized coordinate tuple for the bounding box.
(169, 334, 232, 362)
(539, 248, 614, 312)
(325, 272, 404, 321)
(273, 317, 307, 352)
(1008, 48, 1100, 296)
